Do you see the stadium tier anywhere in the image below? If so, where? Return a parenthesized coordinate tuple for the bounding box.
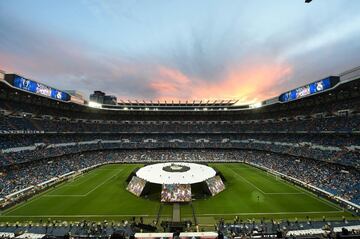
(0, 67, 359, 237)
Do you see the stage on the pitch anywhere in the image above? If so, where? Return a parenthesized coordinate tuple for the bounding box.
(137, 162, 216, 184)
(126, 162, 226, 202)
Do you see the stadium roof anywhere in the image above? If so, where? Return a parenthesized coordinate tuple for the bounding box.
(1, 66, 360, 112)
(117, 99, 239, 107)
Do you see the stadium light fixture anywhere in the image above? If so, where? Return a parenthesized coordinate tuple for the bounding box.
(88, 101, 102, 108)
(250, 102, 262, 109)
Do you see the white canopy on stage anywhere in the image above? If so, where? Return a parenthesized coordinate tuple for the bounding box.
(136, 162, 216, 184)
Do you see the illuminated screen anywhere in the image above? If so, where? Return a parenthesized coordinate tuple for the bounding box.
(126, 176, 147, 196)
(279, 77, 337, 102)
(13, 75, 70, 101)
(206, 176, 225, 196)
(161, 184, 191, 202)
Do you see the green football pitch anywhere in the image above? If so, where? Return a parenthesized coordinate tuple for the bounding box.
(0, 163, 356, 224)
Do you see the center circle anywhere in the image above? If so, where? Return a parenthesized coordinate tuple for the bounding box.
(162, 163, 190, 172)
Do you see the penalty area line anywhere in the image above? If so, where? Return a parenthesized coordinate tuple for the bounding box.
(43, 168, 125, 197)
(227, 167, 266, 194)
(228, 167, 305, 195)
(245, 164, 345, 211)
(3, 168, 124, 215)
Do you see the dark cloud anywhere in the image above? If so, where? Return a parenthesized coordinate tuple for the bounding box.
(0, 1, 360, 102)
(0, 15, 160, 99)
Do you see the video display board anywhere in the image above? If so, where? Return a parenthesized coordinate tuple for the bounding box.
(206, 176, 225, 196)
(161, 184, 191, 202)
(279, 76, 339, 102)
(8, 74, 70, 101)
(126, 176, 147, 196)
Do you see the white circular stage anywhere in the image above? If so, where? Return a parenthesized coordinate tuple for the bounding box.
(136, 162, 216, 184)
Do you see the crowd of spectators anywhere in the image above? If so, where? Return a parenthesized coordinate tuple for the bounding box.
(0, 149, 358, 205)
(1, 114, 360, 133)
(1, 95, 359, 170)
(1, 133, 359, 149)
(0, 133, 358, 168)
(0, 93, 359, 208)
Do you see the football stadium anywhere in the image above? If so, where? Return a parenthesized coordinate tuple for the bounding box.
(0, 0, 360, 238)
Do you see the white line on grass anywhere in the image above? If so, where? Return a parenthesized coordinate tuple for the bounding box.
(264, 192, 305, 195)
(95, 169, 123, 171)
(191, 211, 345, 216)
(43, 195, 86, 197)
(0, 214, 156, 217)
(290, 184, 344, 211)
(83, 168, 124, 196)
(227, 167, 302, 195)
(46, 168, 124, 197)
(64, 174, 100, 187)
(2, 184, 67, 215)
(3, 167, 125, 215)
(48, 171, 99, 192)
(0, 211, 344, 218)
(246, 165, 344, 211)
(227, 167, 266, 194)
(239, 165, 345, 211)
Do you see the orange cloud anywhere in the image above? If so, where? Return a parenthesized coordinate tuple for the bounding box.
(148, 62, 292, 104)
(149, 66, 193, 100)
(0, 42, 292, 104)
(199, 63, 292, 103)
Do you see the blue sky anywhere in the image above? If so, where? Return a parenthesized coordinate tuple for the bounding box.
(0, 0, 360, 103)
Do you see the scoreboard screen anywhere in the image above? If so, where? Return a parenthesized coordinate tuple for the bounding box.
(279, 76, 339, 102)
(9, 74, 70, 101)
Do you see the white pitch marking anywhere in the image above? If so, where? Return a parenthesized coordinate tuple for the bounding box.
(2, 185, 64, 215)
(0, 211, 344, 218)
(43, 195, 85, 197)
(82, 168, 124, 196)
(192, 211, 344, 216)
(247, 165, 344, 211)
(0, 214, 157, 217)
(227, 167, 266, 194)
(47, 168, 124, 197)
(264, 192, 305, 195)
(3, 167, 124, 215)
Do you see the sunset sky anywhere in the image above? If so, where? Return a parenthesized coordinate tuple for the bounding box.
(1, 0, 360, 104)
